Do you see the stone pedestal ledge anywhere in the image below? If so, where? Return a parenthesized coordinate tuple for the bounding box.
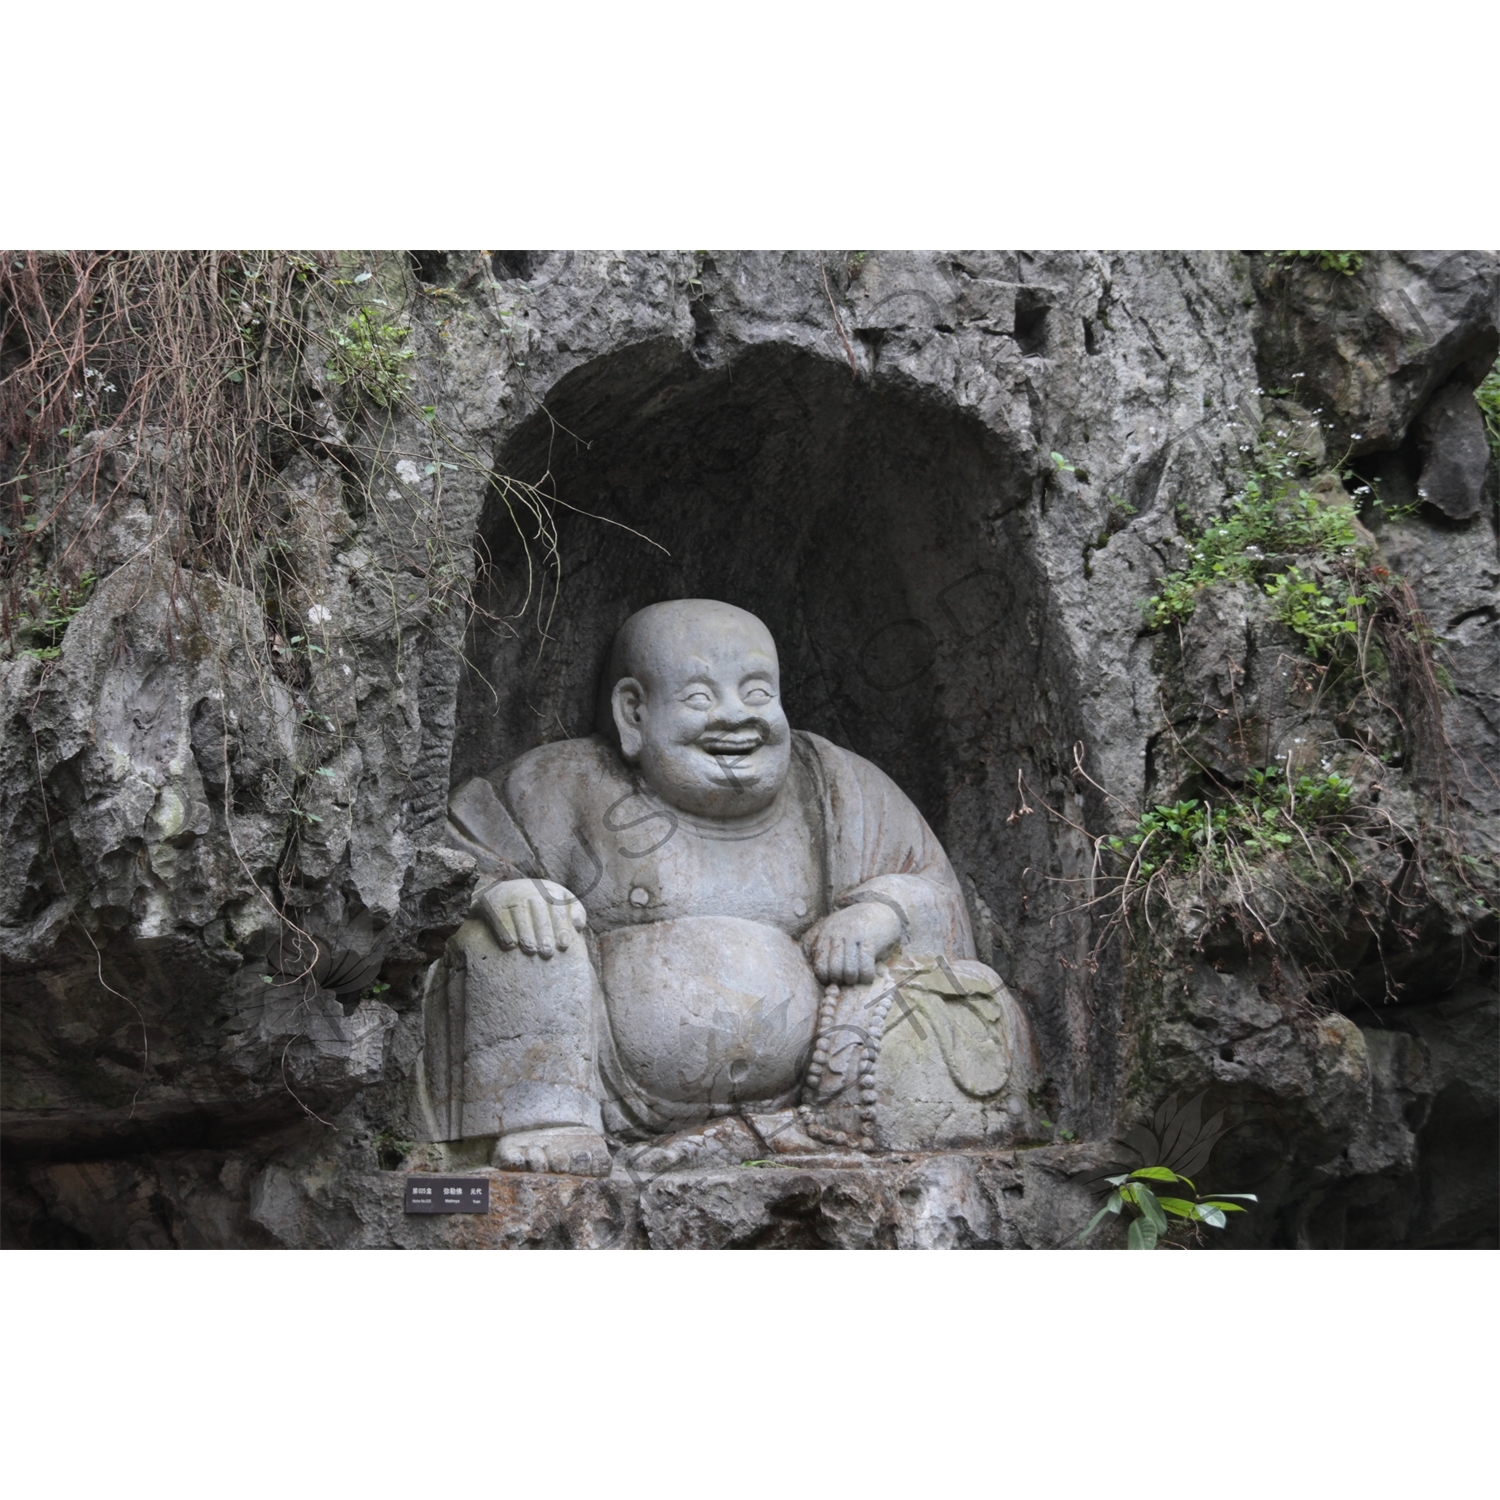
(378, 1143, 1119, 1249)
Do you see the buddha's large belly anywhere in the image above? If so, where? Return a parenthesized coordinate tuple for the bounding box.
(598, 916, 820, 1105)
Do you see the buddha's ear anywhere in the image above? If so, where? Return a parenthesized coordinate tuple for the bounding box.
(612, 677, 646, 760)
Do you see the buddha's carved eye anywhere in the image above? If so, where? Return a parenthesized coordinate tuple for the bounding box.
(742, 684, 773, 705)
(680, 690, 713, 710)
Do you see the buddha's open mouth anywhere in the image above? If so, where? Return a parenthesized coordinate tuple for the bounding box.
(698, 734, 763, 756)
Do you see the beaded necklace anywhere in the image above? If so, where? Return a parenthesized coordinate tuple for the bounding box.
(797, 980, 897, 1153)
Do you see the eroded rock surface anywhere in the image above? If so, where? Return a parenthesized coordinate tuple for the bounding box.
(6, 1140, 1119, 1251)
(4, 250, 1495, 1248)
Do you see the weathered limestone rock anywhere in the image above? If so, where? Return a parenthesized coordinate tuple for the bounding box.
(1250, 250, 1498, 457)
(1415, 383, 1492, 520)
(4, 250, 1495, 1248)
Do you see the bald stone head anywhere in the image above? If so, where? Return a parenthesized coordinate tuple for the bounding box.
(603, 600, 792, 818)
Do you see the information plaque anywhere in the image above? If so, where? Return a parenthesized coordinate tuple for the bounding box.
(404, 1176, 491, 1214)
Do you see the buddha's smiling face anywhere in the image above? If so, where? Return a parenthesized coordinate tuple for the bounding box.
(611, 602, 792, 818)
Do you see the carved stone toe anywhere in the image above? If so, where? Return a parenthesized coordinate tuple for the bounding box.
(495, 1126, 613, 1177)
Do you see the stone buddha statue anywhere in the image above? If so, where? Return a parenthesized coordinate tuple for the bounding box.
(421, 599, 1039, 1174)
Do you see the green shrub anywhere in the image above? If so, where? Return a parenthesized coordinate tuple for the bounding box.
(326, 306, 415, 407)
(1079, 1092, 1259, 1249)
(1081, 1165, 1257, 1249)
(12, 569, 97, 660)
(1278, 250, 1363, 276)
(1143, 451, 1364, 633)
(1264, 564, 1366, 658)
(1105, 765, 1354, 880)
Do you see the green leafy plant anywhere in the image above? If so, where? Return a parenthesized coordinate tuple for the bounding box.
(1081, 1166, 1257, 1249)
(1143, 446, 1365, 632)
(325, 306, 415, 407)
(1264, 564, 1366, 658)
(374, 1128, 416, 1170)
(13, 568, 96, 659)
(1080, 1092, 1257, 1249)
(1278, 251, 1363, 276)
(273, 633, 326, 660)
(1476, 353, 1500, 466)
(1105, 766, 1354, 879)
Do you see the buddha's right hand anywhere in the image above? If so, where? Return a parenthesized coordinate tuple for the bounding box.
(472, 878, 587, 958)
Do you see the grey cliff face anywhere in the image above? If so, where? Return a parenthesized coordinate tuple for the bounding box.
(3, 250, 1495, 1249)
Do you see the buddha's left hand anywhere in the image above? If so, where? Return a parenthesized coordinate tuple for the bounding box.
(803, 900, 903, 986)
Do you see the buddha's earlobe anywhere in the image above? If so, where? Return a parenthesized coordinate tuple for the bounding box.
(612, 678, 646, 759)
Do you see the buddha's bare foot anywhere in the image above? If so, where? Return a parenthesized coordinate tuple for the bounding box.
(494, 1126, 612, 1177)
(621, 1117, 763, 1176)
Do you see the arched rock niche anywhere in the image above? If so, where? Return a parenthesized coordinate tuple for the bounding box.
(453, 339, 1096, 1113)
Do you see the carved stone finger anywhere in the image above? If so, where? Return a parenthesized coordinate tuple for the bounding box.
(817, 937, 834, 984)
(493, 897, 520, 949)
(530, 898, 555, 958)
(512, 901, 539, 955)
